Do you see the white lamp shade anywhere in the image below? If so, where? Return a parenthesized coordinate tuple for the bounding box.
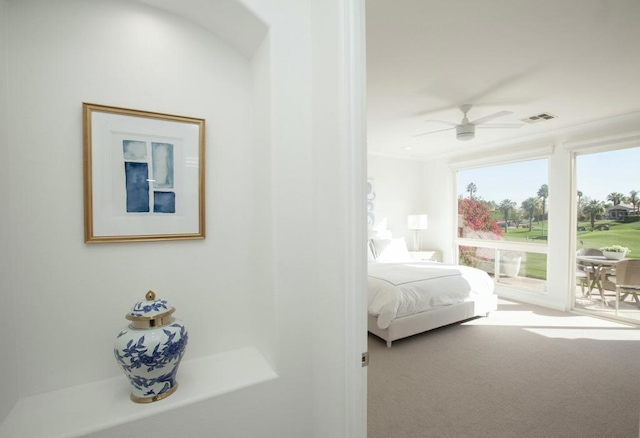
(407, 214, 428, 230)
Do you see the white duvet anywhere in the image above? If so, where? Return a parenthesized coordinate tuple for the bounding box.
(368, 261, 495, 329)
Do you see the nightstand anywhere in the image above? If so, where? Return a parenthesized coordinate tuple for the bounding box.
(409, 250, 442, 262)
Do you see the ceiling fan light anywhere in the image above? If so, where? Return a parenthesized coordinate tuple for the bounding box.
(456, 124, 475, 141)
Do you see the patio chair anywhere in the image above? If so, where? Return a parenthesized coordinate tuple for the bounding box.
(576, 269, 590, 296)
(577, 248, 604, 257)
(609, 259, 640, 310)
(576, 248, 603, 297)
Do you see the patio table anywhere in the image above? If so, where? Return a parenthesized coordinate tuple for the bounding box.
(577, 255, 620, 305)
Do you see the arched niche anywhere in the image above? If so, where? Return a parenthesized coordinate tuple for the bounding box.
(136, 0, 269, 58)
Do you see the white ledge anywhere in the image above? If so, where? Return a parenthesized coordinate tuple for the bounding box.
(0, 347, 278, 438)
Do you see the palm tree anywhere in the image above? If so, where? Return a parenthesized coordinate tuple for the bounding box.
(577, 190, 584, 222)
(606, 192, 626, 206)
(521, 197, 539, 231)
(583, 200, 604, 231)
(511, 210, 524, 229)
(629, 190, 639, 214)
(498, 199, 516, 233)
(537, 184, 548, 219)
(537, 184, 548, 235)
(466, 182, 477, 199)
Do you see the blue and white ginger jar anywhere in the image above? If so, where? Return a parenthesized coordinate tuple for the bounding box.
(114, 290, 188, 403)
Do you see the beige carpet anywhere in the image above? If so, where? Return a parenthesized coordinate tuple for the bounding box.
(368, 299, 640, 438)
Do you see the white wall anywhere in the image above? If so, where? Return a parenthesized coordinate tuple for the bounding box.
(367, 155, 457, 261)
(3, 0, 366, 436)
(367, 155, 429, 248)
(422, 157, 456, 262)
(0, 0, 19, 424)
(248, 33, 277, 368)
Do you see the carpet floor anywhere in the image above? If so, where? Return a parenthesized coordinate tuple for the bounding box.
(368, 299, 640, 438)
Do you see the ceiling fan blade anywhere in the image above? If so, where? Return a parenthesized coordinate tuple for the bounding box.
(413, 126, 456, 137)
(476, 123, 524, 129)
(470, 110, 513, 125)
(423, 119, 458, 127)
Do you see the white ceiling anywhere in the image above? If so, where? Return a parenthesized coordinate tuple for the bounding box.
(366, 0, 640, 160)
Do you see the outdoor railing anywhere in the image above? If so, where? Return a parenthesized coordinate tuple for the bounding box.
(456, 238, 548, 291)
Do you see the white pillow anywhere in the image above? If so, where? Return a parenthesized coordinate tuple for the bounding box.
(371, 237, 411, 262)
(368, 229, 392, 240)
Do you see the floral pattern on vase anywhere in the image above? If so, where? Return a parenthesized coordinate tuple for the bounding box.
(114, 291, 188, 403)
(129, 299, 169, 317)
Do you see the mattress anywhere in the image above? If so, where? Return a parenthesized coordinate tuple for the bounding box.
(368, 260, 495, 329)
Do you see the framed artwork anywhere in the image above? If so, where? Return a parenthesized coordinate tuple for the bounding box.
(83, 103, 205, 243)
(367, 178, 376, 226)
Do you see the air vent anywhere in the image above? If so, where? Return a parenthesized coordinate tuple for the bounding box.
(521, 113, 556, 124)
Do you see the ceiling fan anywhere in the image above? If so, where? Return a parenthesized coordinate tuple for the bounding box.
(414, 104, 523, 141)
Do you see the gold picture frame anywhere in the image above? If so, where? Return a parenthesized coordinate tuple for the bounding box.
(83, 103, 205, 243)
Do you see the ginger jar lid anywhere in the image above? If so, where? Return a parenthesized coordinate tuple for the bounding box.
(126, 290, 175, 329)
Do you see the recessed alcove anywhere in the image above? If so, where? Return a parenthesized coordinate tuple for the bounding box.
(1, 0, 278, 435)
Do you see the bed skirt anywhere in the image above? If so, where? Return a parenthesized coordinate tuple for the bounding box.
(368, 294, 498, 348)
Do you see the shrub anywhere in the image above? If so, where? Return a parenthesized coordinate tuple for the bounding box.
(458, 199, 502, 266)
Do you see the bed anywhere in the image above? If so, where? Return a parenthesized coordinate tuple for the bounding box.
(367, 237, 497, 347)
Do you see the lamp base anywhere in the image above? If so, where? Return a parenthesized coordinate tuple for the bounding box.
(413, 230, 421, 251)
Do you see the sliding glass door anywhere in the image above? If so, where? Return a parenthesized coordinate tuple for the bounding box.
(573, 146, 640, 323)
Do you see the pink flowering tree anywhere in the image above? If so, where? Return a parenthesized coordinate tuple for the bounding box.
(458, 198, 503, 266)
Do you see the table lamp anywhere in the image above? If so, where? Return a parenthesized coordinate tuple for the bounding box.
(407, 214, 428, 251)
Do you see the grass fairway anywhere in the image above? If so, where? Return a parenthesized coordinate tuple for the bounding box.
(576, 220, 640, 258)
(496, 219, 640, 279)
(519, 253, 547, 280)
(501, 222, 548, 243)
(500, 219, 639, 257)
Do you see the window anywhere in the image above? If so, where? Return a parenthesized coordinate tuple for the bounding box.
(456, 159, 549, 292)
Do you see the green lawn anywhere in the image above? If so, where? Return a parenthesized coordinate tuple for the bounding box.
(501, 221, 549, 243)
(496, 219, 640, 280)
(500, 219, 639, 256)
(575, 220, 640, 257)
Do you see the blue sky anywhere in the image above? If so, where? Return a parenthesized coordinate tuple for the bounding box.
(576, 148, 640, 202)
(457, 147, 640, 206)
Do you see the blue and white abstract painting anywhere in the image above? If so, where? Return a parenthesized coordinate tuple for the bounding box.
(151, 142, 174, 189)
(123, 140, 147, 160)
(123, 140, 176, 214)
(125, 162, 150, 213)
(154, 192, 176, 213)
